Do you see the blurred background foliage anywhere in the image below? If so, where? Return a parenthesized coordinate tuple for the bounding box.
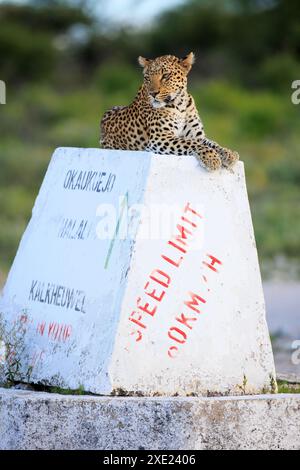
(0, 0, 299, 281)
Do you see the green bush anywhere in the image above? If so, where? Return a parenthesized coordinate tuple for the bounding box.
(0, 22, 55, 82)
(94, 61, 140, 97)
(258, 54, 300, 91)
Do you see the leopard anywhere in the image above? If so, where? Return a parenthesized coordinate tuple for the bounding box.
(100, 52, 239, 171)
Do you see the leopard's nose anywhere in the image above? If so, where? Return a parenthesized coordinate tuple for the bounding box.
(150, 91, 159, 98)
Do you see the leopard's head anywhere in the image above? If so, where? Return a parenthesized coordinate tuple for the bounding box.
(138, 53, 194, 108)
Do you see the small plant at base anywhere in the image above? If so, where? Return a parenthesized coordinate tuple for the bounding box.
(269, 374, 277, 394)
(0, 311, 32, 386)
(238, 374, 248, 394)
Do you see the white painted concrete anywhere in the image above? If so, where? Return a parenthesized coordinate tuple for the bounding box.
(110, 154, 276, 395)
(0, 388, 299, 450)
(0, 148, 151, 393)
(0, 148, 276, 395)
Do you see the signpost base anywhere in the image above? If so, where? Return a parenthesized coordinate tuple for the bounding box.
(0, 148, 276, 396)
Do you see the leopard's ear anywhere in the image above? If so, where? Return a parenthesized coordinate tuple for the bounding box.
(180, 52, 195, 73)
(138, 56, 151, 68)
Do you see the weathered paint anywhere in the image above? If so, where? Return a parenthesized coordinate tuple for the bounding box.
(0, 148, 276, 395)
(0, 389, 299, 450)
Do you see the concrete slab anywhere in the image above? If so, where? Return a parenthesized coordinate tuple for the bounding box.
(0, 388, 299, 450)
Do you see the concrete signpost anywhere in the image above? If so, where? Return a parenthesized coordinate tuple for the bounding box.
(0, 147, 276, 395)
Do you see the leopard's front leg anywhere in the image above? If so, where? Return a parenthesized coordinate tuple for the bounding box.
(181, 95, 239, 169)
(146, 133, 222, 171)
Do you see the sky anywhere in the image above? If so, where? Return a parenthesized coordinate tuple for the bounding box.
(97, 0, 185, 26)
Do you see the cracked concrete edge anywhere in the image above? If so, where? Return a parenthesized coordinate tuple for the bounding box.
(0, 388, 299, 450)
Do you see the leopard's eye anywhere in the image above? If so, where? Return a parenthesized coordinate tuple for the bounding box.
(162, 73, 170, 81)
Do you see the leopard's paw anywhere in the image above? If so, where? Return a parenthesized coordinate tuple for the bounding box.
(219, 147, 239, 169)
(197, 148, 222, 171)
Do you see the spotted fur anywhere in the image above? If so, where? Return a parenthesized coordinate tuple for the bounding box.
(100, 53, 239, 171)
